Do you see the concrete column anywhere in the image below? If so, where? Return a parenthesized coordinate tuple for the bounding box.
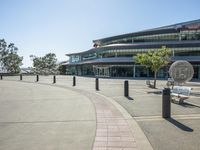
(133, 65, 136, 78)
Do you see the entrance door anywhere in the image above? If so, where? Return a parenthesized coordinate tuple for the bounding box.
(95, 66, 110, 77)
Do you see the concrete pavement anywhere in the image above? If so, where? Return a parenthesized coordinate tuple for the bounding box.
(0, 76, 154, 150)
(0, 80, 96, 150)
(1, 75, 200, 150)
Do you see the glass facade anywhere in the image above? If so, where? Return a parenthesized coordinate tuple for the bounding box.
(66, 20, 200, 79)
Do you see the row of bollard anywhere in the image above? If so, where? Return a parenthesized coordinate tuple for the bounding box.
(0, 74, 171, 119)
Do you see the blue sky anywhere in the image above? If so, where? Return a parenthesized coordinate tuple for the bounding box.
(0, 0, 200, 67)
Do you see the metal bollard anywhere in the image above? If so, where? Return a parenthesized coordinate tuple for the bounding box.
(36, 75, 39, 82)
(124, 80, 129, 97)
(20, 74, 22, 80)
(162, 88, 171, 118)
(0, 75, 2, 80)
(73, 76, 76, 86)
(53, 75, 56, 84)
(95, 78, 99, 91)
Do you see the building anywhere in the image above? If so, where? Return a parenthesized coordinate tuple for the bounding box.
(65, 19, 200, 79)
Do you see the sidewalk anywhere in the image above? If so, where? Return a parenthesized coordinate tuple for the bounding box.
(4, 75, 200, 149)
(70, 88, 153, 150)
(0, 76, 153, 150)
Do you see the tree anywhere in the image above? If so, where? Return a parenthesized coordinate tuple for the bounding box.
(135, 46, 171, 88)
(0, 39, 23, 74)
(30, 53, 58, 75)
(0, 39, 8, 63)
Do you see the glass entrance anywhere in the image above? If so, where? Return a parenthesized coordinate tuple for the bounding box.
(193, 66, 199, 79)
(93, 65, 110, 77)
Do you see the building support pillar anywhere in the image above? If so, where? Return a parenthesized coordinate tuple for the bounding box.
(133, 65, 135, 78)
(147, 68, 149, 77)
(198, 66, 200, 79)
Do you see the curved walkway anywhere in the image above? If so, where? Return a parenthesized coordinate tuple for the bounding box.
(69, 88, 153, 150)
(0, 77, 153, 150)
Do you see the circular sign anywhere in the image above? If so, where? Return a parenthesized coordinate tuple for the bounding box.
(169, 60, 194, 84)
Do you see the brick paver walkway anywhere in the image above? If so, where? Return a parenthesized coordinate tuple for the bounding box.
(85, 92, 138, 150)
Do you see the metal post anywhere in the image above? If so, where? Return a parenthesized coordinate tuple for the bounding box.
(36, 75, 39, 82)
(20, 74, 22, 80)
(53, 75, 56, 84)
(0, 75, 2, 80)
(95, 78, 99, 91)
(162, 88, 171, 118)
(73, 76, 76, 86)
(124, 80, 129, 97)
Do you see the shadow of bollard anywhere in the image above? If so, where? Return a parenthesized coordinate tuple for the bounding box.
(166, 118, 193, 132)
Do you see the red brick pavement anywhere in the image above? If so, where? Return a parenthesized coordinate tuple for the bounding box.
(86, 93, 138, 150)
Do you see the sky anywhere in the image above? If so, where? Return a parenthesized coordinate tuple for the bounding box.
(0, 0, 200, 67)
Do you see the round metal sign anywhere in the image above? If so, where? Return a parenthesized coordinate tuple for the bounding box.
(169, 60, 194, 84)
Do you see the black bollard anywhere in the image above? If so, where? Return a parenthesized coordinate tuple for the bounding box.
(53, 75, 56, 84)
(36, 75, 39, 82)
(95, 78, 99, 91)
(20, 74, 22, 80)
(73, 76, 76, 86)
(0, 75, 2, 80)
(162, 88, 171, 118)
(124, 80, 129, 97)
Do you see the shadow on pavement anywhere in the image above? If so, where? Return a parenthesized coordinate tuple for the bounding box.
(172, 101, 200, 108)
(147, 91, 162, 95)
(126, 96, 134, 100)
(166, 118, 193, 132)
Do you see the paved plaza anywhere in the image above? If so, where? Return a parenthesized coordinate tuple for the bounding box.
(0, 75, 200, 150)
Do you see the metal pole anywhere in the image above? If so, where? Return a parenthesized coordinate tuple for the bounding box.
(95, 78, 99, 91)
(36, 75, 39, 82)
(73, 76, 76, 86)
(124, 80, 129, 97)
(0, 75, 2, 80)
(162, 88, 171, 118)
(20, 74, 22, 80)
(53, 75, 56, 84)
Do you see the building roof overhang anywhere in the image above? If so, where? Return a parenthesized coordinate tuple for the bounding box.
(63, 56, 200, 66)
(66, 40, 200, 56)
(93, 19, 200, 45)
